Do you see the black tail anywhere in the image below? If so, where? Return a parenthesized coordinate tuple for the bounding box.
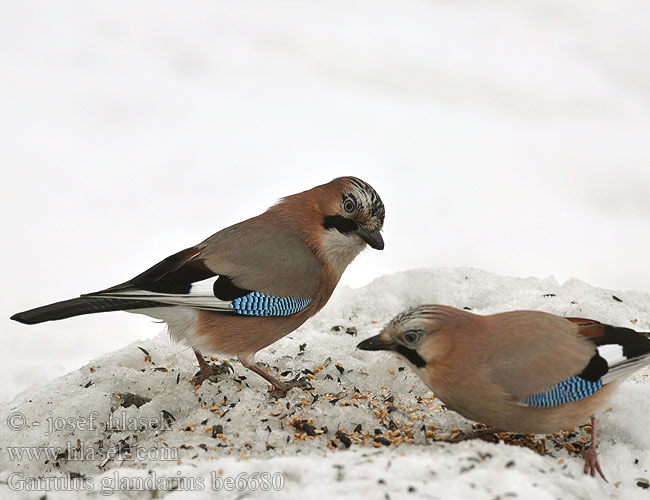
(10, 297, 168, 325)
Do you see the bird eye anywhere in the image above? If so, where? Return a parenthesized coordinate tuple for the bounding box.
(343, 198, 356, 213)
(404, 331, 420, 345)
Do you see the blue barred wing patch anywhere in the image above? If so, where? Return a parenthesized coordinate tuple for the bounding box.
(519, 376, 603, 407)
(230, 292, 312, 317)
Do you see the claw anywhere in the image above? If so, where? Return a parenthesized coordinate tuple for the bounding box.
(583, 416, 607, 481)
(584, 445, 607, 481)
(193, 349, 233, 386)
(270, 377, 311, 397)
(445, 427, 501, 443)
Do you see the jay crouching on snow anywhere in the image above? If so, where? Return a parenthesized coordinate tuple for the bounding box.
(11, 176, 385, 396)
(357, 304, 650, 480)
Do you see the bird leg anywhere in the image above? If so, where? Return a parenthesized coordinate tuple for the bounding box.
(584, 416, 607, 481)
(238, 356, 310, 397)
(193, 349, 233, 386)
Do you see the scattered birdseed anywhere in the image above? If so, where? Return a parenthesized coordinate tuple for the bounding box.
(113, 393, 151, 409)
(636, 478, 650, 489)
(345, 327, 358, 336)
(336, 431, 352, 448)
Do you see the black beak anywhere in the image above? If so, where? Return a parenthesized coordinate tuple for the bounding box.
(356, 225, 384, 250)
(357, 334, 394, 351)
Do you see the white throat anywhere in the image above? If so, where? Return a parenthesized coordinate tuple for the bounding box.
(321, 229, 367, 276)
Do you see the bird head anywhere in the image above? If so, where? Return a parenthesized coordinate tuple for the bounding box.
(317, 176, 385, 273)
(357, 305, 464, 372)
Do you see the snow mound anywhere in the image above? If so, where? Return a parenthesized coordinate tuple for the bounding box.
(1, 268, 649, 499)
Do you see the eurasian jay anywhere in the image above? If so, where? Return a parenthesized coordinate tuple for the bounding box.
(12, 176, 385, 396)
(357, 304, 650, 479)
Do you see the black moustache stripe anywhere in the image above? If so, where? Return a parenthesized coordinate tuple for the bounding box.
(395, 345, 426, 368)
(323, 215, 357, 234)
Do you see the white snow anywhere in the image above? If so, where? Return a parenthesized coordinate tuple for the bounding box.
(2, 268, 650, 499)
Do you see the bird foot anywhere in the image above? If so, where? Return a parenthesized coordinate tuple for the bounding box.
(583, 415, 607, 481)
(239, 358, 312, 397)
(269, 375, 312, 398)
(193, 363, 234, 385)
(584, 446, 607, 481)
(446, 427, 501, 443)
(192, 349, 234, 386)
(193, 363, 233, 386)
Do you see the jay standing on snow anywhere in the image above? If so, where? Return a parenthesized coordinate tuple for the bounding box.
(12, 176, 385, 396)
(357, 304, 650, 479)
